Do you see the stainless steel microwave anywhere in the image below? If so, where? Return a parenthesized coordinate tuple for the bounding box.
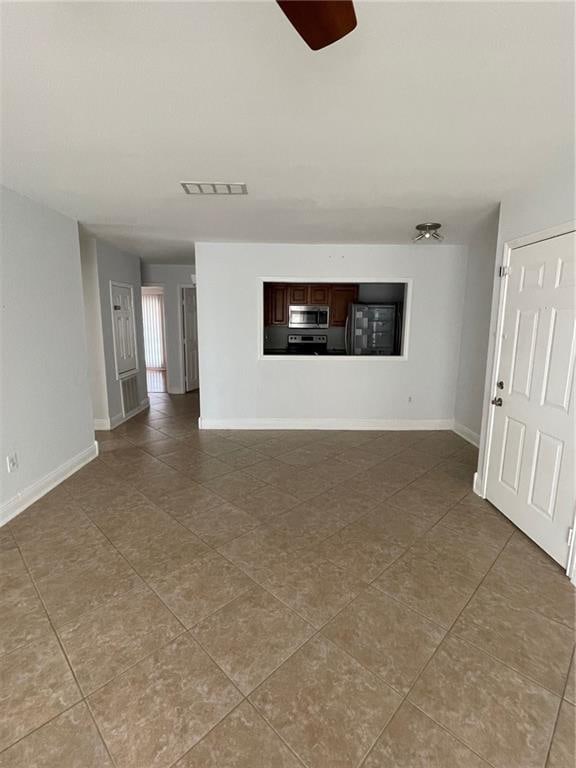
(288, 305, 330, 329)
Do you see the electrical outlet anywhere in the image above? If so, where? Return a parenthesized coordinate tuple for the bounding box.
(6, 453, 18, 473)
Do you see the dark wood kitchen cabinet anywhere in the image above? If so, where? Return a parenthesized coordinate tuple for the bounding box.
(309, 284, 331, 304)
(264, 283, 288, 325)
(288, 284, 308, 305)
(330, 284, 358, 326)
(264, 281, 358, 327)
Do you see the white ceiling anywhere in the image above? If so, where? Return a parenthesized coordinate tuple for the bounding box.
(1, 1, 573, 262)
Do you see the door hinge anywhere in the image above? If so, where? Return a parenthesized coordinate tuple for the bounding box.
(498, 266, 511, 277)
(568, 528, 574, 547)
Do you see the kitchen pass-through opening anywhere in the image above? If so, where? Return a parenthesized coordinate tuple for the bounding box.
(142, 286, 167, 391)
(263, 282, 407, 356)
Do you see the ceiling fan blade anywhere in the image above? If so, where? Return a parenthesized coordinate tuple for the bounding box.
(276, 1, 357, 50)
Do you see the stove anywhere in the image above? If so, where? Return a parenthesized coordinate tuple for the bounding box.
(286, 334, 328, 355)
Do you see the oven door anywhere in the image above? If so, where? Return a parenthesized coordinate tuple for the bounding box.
(288, 305, 329, 329)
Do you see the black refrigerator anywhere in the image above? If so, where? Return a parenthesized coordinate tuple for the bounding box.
(345, 303, 402, 356)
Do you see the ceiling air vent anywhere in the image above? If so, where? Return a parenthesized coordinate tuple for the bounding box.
(180, 182, 247, 195)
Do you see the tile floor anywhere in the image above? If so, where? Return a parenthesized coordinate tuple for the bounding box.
(1, 391, 574, 768)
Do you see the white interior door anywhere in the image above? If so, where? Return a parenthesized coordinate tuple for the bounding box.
(486, 231, 575, 566)
(182, 286, 199, 391)
(111, 282, 137, 376)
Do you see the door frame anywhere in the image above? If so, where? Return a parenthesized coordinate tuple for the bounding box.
(179, 283, 198, 393)
(476, 221, 576, 581)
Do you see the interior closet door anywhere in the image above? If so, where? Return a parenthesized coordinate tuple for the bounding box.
(111, 282, 137, 376)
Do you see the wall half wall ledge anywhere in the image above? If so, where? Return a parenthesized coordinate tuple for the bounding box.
(199, 417, 463, 433)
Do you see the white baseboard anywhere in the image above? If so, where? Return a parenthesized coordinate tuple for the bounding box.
(452, 422, 480, 447)
(0, 441, 99, 527)
(198, 417, 455, 431)
(93, 398, 150, 431)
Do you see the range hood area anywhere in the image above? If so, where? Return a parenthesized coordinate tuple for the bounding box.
(263, 282, 406, 356)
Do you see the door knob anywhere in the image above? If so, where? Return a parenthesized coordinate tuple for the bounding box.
(491, 397, 503, 407)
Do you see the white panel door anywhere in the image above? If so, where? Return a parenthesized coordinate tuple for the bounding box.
(486, 231, 576, 566)
(111, 283, 138, 376)
(182, 287, 199, 391)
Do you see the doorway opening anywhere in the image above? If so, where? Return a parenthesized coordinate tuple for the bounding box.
(141, 286, 167, 393)
(181, 286, 199, 392)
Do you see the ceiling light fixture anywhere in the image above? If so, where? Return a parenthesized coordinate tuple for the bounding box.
(413, 222, 443, 242)
(181, 182, 247, 195)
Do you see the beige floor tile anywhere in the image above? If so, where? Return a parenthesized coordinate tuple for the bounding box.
(256, 551, 366, 628)
(111, 522, 210, 580)
(323, 588, 445, 694)
(84, 499, 168, 540)
(373, 550, 480, 627)
(343, 472, 413, 502)
(192, 587, 314, 693)
(175, 499, 260, 547)
(250, 636, 400, 768)
(0, 632, 81, 750)
(315, 522, 405, 581)
(308, 485, 378, 521)
(89, 634, 242, 768)
(269, 469, 335, 501)
(452, 585, 574, 694)
(565, 654, 575, 704)
(309, 458, 363, 484)
(18, 526, 110, 582)
(58, 583, 182, 693)
(390, 447, 446, 471)
(202, 470, 267, 503)
(407, 524, 503, 581)
(410, 470, 470, 500)
(140, 437, 184, 457)
(0, 549, 37, 611)
(148, 552, 254, 627)
(181, 433, 240, 457)
(382, 484, 454, 521)
(278, 443, 340, 466)
(219, 446, 269, 468)
(483, 541, 575, 629)
(174, 701, 302, 767)
(35, 546, 141, 628)
(332, 445, 389, 470)
(134, 471, 197, 502)
(0, 702, 113, 768)
(242, 458, 297, 484)
(10, 502, 91, 545)
(409, 635, 560, 768)
(415, 432, 468, 457)
(439, 502, 514, 548)
(158, 447, 205, 471)
(356, 504, 435, 548)
(218, 525, 300, 578)
(269, 502, 350, 549)
(363, 702, 490, 768)
(155, 484, 225, 518)
(0, 527, 17, 553)
(233, 486, 300, 522)
(0, 593, 52, 657)
(547, 700, 575, 768)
